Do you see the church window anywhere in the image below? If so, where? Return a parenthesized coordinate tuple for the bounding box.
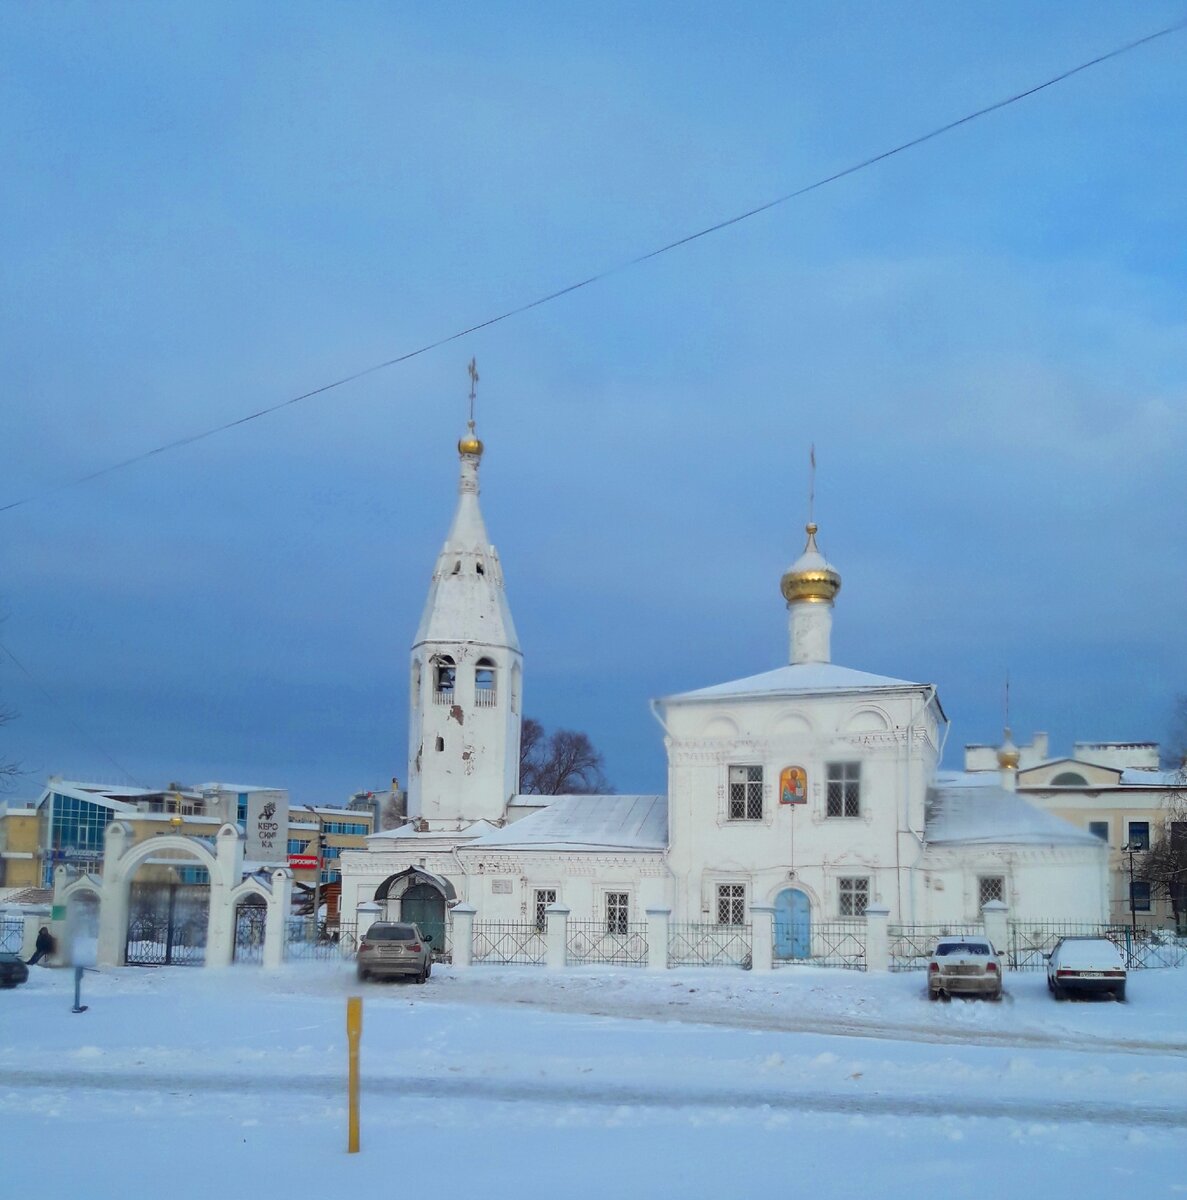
(717, 883, 746, 925)
(434, 656, 456, 702)
(728, 765, 763, 820)
(605, 892, 629, 935)
(978, 876, 1005, 908)
(475, 658, 497, 707)
(838, 877, 869, 917)
(1127, 821, 1150, 851)
(534, 889, 557, 931)
(826, 762, 861, 818)
(475, 561, 485, 575)
(435, 736, 444, 752)
(1130, 881, 1152, 912)
(1051, 771, 1088, 787)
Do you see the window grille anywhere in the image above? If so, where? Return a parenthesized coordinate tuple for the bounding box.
(826, 762, 861, 818)
(605, 892, 629, 935)
(535, 889, 557, 931)
(717, 883, 746, 925)
(838, 877, 869, 917)
(978, 876, 1005, 907)
(728, 765, 763, 820)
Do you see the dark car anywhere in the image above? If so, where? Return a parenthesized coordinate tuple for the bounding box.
(0, 953, 30, 988)
(356, 922, 433, 983)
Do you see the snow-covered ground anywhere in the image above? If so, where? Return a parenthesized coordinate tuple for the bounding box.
(4, 961, 1186, 1198)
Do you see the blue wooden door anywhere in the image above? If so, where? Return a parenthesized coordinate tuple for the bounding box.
(774, 888, 811, 960)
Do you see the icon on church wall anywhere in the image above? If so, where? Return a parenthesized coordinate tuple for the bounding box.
(779, 766, 807, 805)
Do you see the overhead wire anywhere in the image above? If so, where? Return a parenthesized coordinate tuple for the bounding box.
(1, 15, 1184, 517)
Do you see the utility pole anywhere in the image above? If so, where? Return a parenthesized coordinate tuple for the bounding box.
(1121, 841, 1139, 942)
(311, 810, 325, 938)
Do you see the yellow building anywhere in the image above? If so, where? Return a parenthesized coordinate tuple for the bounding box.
(0, 805, 42, 889)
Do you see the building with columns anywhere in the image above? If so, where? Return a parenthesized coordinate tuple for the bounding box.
(340, 417, 1109, 953)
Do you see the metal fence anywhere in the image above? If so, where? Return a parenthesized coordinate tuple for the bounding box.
(472, 921, 546, 965)
(285, 918, 358, 961)
(0, 915, 24, 955)
(669, 922, 752, 967)
(233, 904, 267, 965)
(1007, 922, 1187, 971)
(773, 920, 867, 970)
(567, 921, 648, 967)
(889, 923, 985, 972)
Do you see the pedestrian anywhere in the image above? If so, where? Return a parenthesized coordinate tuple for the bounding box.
(27, 925, 55, 966)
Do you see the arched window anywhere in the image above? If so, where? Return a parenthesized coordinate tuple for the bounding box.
(1051, 771, 1088, 787)
(475, 657, 497, 707)
(434, 655, 456, 703)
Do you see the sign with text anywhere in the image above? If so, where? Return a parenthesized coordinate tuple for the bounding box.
(288, 854, 319, 870)
(245, 790, 289, 862)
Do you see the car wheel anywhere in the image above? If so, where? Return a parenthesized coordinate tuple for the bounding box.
(1046, 976, 1054, 993)
(425, 962, 432, 978)
(1051, 982, 1065, 1000)
(1115, 984, 1126, 1002)
(415, 966, 427, 984)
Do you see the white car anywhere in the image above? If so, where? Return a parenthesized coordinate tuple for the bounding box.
(927, 936, 1003, 1000)
(1047, 936, 1127, 1001)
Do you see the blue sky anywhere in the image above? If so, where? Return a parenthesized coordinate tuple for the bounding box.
(2, 3, 1185, 802)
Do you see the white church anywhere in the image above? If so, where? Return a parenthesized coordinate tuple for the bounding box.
(340, 415, 1107, 958)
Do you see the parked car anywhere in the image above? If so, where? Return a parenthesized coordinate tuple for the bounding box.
(1047, 936, 1127, 1001)
(0, 953, 30, 989)
(356, 922, 433, 983)
(927, 937, 1003, 1000)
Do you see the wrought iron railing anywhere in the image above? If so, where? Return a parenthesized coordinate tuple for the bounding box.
(233, 904, 268, 964)
(566, 921, 648, 966)
(889, 923, 984, 972)
(285, 918, 358, 960)
(669, 922, 752, 967)
(1007, 922, 1187, 971)
(125, 912, 208, 967)
(778, 920, 867, 970)
(0, 915, 25, 955)
(472, 921, 546, 965)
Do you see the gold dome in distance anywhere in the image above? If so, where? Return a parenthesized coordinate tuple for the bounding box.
(780, 523, 841, 605)
(997, 729, 1021, 770)
(458, 421, 484, 457)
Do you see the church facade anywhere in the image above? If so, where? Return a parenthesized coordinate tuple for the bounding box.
(340, 418, 1108, 954)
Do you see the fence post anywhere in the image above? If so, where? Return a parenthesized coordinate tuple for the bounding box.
(864, 905, 890, 972)
(645, 907, 671, 971)
(545, 903, 569, 970)
(981, 899, 1008, 955)
(749, 905, 774, 971)
(264, 869, 292, 969)
(450, 903, 475, 968)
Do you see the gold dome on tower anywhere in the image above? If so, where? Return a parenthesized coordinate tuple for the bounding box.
(780, 523, 841, 605)
(997, 729, 1021, 770)
(458, 425, 484, 457)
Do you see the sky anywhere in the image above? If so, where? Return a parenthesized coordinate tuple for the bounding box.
(2, 3, 1185, 804)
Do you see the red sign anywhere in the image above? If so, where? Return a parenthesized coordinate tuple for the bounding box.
(288, 854, 319, 870)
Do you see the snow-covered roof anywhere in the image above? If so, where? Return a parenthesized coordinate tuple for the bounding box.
(366, 819, 500, 843)
(1120, 768, 1184, 788)
(662, 662, 926, 703)
(925, 785, 1103, 847)
(468, 795, 667, 852)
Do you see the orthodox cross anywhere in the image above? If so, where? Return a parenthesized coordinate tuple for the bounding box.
(467, 357, 479, 427)
(808, 443, 816, 525)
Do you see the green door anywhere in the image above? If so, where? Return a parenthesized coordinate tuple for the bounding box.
(400, 883, 446, 954)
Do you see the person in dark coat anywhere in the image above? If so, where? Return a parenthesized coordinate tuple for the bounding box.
(27, 926, 55, 966)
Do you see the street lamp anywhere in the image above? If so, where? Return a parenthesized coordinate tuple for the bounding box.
(1121, 842, 1139, 942)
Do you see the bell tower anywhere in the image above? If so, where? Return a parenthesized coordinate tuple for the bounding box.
(407, 363, 522, 827)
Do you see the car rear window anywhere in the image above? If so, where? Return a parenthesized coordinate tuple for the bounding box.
(367, 925, 418, 942)
(935, 942, 992, 956)
(1054, 939, 1124, 968)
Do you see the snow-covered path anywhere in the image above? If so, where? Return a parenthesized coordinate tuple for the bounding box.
(4, 962, 1185, 1198)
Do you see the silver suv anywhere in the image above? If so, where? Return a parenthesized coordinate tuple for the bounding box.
(356, 922, 433, 983)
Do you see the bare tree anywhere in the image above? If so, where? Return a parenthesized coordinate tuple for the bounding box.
(0, 703, 19, 792)
(1145, 780, 1187, 931)
(519, 718, 611, 795)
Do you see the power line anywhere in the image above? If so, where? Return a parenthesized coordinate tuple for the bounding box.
(3, 16, 1184, 517)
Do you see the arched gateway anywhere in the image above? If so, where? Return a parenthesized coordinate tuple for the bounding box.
(375, 867, 456, 951)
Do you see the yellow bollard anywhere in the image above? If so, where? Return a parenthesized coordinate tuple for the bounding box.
(347, 995, 362, 1153)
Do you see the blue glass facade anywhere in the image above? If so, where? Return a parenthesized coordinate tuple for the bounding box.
(39, 792, 114, 886)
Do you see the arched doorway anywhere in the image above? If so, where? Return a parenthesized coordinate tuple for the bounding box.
(774, 888, 811, 960)
(233, 893, 268, 964)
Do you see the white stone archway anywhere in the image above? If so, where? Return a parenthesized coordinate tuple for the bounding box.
(51, 870, 103, 966)
(97, 821, 244, 968)
(229, 870, 292, 968)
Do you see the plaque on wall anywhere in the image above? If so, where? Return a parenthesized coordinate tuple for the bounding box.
(779, 766, 807, 805)
(491, 878, 513, 894)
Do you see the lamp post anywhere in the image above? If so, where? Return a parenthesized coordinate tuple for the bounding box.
(311, 811, 325, 938)
(1121, 842, 1139, 942)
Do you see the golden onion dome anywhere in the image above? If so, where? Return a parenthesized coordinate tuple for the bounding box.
(780, 523, 841, 605)
(997, 729, 1021, 770)
(458, 423, 484, 457)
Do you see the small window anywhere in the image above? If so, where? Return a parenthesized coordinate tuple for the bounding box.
(978, 876, 1005, 908)
(605, 892, 629, 935)
(435, 736, 444, 752)
(827, 762, 861, 818)
(1127, 821, 1150, 851)
(534, 889, 557, 932)
(728, 766, 763, 820)
(1130, 881, 1152, 912)
(1089, 821, 1109, 842)
(838, 877, 869, 917)
(475, 657, 497, 707)
(476, 561, 485, 575)
(717, 883, 746, 926)
(1051, 772, 1088, 786)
